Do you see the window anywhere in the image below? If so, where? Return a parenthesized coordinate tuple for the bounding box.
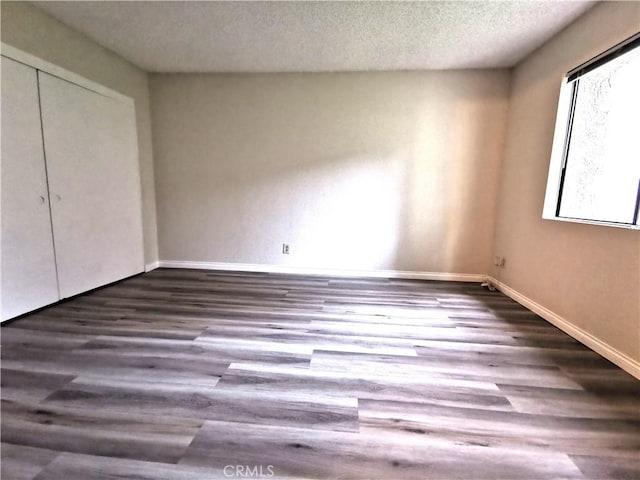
(543, 33, 640, 229)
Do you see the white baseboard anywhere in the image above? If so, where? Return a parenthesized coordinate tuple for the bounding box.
(144, 261, 160, 272)
(487, 276, 640, 380)
(158, 260, 484, 283)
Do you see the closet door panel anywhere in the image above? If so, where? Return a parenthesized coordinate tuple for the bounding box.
(38, 72, 144, 299)
(1, 57, 59, 320)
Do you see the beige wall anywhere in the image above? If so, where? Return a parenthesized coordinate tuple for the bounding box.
(1, 1, 159, 265)
(150, 71, 510, 274)
(493, 1, 640, 363)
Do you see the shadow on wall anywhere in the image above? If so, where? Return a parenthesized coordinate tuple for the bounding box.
(153, 71, 508, 274)
(174, 139, 497, 273)
(396, 92, 503, 274)
(181, 150, 406, 271)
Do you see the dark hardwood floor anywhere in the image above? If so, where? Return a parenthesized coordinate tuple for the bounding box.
(1, 268, 639, 479)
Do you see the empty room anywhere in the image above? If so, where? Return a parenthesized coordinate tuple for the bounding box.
(1, 1, 639, 479)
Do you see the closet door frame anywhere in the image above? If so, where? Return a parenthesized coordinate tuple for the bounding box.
(1, 43, 134, 104)
(1, 43, 145, 309)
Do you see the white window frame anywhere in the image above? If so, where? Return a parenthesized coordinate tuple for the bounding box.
(542, 33, 640, 230)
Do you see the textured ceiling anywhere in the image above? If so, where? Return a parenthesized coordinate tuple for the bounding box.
(33, 1, 596, 73)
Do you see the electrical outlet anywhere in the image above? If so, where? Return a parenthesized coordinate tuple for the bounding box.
(282, 243, 290, 255)
(494, 256, 506, 267)
(500, 257, 506, 267)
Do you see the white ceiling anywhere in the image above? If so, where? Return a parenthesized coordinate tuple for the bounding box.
(33, 1, 596, 73)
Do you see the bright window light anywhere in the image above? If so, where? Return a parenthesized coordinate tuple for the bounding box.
(543, 33, 640, 229)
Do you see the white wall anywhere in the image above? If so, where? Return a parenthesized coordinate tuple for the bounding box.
(150, 71, 510, 274)
(492, 1, 640, 364)
(1, 1, 159, 265)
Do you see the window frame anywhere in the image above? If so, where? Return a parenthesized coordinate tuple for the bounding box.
(542, 32, 640, 230)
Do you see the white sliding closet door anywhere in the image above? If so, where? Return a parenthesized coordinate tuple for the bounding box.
(1, 57, 60, 320)
(38, 72, 144, 298)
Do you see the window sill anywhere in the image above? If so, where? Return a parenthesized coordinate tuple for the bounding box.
(542, 214, 640, 230)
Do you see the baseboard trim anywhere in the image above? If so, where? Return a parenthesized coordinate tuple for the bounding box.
(487, 276, 640, 380)
(145, 261, 160, 272)
(158, 260, 484, 283)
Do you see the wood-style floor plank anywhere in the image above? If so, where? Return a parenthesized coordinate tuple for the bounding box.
(1, 399, 202, 463)
(180, 419, 585, 479)
(0, 443, 59, 480)
(2, 268, 639, 479)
